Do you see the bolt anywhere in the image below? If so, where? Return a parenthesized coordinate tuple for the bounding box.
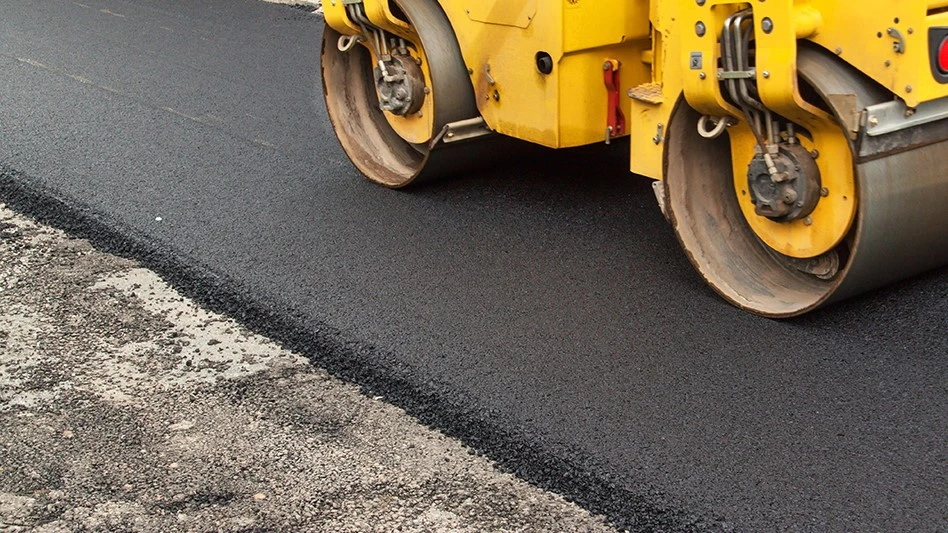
(696, 21, 706, 37)
(803, 216, 813, 226)
(493, 90, 500, 101)
(868, 116, 880, 128)
(885, 60, 891, 67)
(696, 0, 705, 5)
(820, 187, 829, 197)
(761, 17, 774, 34)
(423, 87, 430, 94)
(603, 61, 612, 71)
(417, 111, 423, 117)
(716, 71, 723, 80)
(810, 149, 820, 159)
(906, 85, 913, 93)
(908, 28, 914, 34)
(699, 72, 706, 80)
(762, 71, 770, 79)
(796, 201, 804, 208)
(834, 47, 843, 55)
(467, 67, 474, 75)
(905, 107, 916, 118)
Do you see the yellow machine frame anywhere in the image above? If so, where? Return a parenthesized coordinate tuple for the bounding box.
(326, 0, 948, 172)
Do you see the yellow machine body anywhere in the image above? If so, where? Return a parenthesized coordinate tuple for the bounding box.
(320, 0, 948, 316)
(325, 0, 948, 161)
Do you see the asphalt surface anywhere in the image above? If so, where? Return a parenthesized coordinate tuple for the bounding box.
(1, 0, 945, 530)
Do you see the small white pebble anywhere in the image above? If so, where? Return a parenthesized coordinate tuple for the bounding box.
(155, 216, 163, 222)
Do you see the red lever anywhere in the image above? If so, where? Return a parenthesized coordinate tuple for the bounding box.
(603, 59, 626, 143)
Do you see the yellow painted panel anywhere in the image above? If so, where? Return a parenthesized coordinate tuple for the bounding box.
(562, 0, 650, 53)
(464, 0, 537, 29)
(441, 0, 652, 148)
(558, 41, 651, 147)
(806, 0, 948, 107)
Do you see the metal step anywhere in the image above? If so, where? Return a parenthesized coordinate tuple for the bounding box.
(628, 82, 663, 105)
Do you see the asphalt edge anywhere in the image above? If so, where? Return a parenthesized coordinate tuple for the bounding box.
(0, 7, 725, 524)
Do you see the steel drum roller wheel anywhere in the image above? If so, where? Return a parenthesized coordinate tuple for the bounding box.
(320, 0, 480, 188)
(663, 46, 948, 317)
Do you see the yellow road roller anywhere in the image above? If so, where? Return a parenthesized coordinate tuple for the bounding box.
(320, 0, 948, 317)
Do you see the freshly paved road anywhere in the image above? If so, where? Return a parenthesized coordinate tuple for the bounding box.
(1, 0, 945, 530)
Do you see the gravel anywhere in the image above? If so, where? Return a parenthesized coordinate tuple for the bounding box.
(0, 203, 615, 532)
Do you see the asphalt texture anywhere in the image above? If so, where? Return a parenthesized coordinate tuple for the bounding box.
(0, 0, 945, 530)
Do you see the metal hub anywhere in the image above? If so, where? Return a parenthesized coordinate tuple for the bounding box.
(747, 143, 821, 222)
(375, 54, 426, 116)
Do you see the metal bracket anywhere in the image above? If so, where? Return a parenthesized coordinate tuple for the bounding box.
(716, 69, 756, 80)
(652, 123, 664, 145)
(603, 59, 626, 144)
(864, 96, 948, 136)
(887, 27, 906, 54)
(429, 117, 492, 148)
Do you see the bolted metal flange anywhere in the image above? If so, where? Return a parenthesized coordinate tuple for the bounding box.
(374, 54, 427, 117)
(746, 143, 823, 222)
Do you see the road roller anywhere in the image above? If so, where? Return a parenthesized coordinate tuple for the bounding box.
(320, 0, 948, 317)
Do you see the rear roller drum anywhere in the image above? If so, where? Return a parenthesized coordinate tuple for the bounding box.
(664, 46, 948, 317)
(321, 0, 483, 188)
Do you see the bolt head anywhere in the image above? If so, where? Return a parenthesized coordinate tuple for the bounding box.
(695, 22, 706, 37)
(761, 18, 774, 34)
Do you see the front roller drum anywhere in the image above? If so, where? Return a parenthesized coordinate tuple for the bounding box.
(663, 49, 948, 317)
(321, 0, 486, 188)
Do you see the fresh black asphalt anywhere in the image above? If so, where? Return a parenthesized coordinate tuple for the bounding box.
(1, 0, 945, 530)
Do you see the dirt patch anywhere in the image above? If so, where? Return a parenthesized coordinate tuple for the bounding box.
(0, 203, 614, 531)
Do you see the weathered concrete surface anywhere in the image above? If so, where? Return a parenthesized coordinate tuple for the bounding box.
(0, 204, 614, 532)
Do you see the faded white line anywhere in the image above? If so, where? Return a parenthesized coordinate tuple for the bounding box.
(16, 57, 47, 69)
(8, 55, 280, 152)
(99, 8, 126, 18)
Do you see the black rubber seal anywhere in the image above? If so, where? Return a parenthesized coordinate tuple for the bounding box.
(929, 27, 948, 83)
